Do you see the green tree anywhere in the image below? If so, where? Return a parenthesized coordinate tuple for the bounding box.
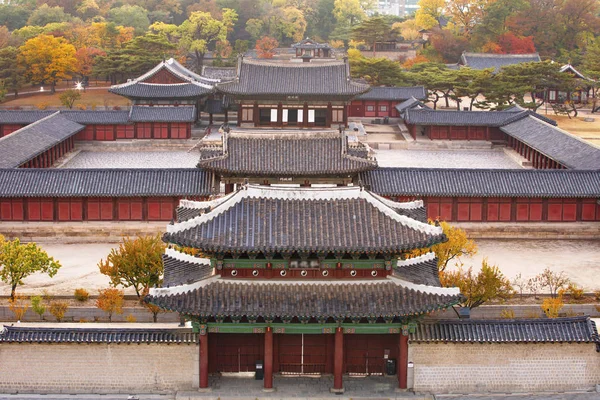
(107, 5, 150, 36)
(0, 5, 31, 31)
(27, 4, 72, 26)
(453, 67, 494, 110)
(98, 235, 165, 299)
(331, 0, 368, 41)
(583, 38, 600, 112)
(18, 34, 77, 93)
(179, 9, 238, 72)
(59, 89, 82, 109)
(30, 295, 46, 320)
(441, 259, 514, 309)
(0, 47, 26, 97)
(76, 0, 100, 20)
(352, 16, 393, 56)
(471, 0, 527, 49)
(407, 63, 456, 109)
(349, 52, 409, 86)
(0, 235, 61, 301)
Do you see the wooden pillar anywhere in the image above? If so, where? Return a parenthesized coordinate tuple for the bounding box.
(398, 334, 409, 389)
(199, 331, 209, 389)
(237, 106, 242, 127)
(264, 327, 274, 390)
(277, 102, 283, 127)
(224, 109, 229, 124)
(209, 113, 213, 125)
(224, 183, 235, 194)
(343, 103, 348, 128)
(303, 102, 309, 128)
(332, 327, 344, 393)
(326, 102, 332, 127)
(253, 102, 259, 127)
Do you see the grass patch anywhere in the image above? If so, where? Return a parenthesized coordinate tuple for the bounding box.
(2, 89, 131, 109)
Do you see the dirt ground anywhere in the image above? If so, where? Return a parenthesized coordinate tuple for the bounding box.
(546, 114, 600, 146)
(2, 89, 131, 109)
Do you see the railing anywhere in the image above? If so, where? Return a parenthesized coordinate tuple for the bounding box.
(279, 363, 326, 375)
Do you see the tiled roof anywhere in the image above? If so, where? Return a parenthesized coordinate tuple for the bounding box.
(359, 168, 600, 197)
(500, 115, 600, 170)
(201, 66, 237, 81)
(0, 113, 84, 168)
(0, 168, 215, 197)
(357, 86, 427, 101)
(164, 185, 445, 255)
(109, 82, 212, 99)
(163, 249, 212, 287)
(203, 99, 226, 114)
(197, 131, 377, 177)
(560, 64, 591, 80)
(0, 326, 197, 344)
(128, 106, 196, 122)
(403, 108, 556, 127)
(0, 110, 54, 124)
(147, 276, 461, 319)
(460, 52, 541, 71)
(394, 253, 441, 287)
(217, 59, 369, 97)
(395, 97, 430, 114)
(411, 316, 599, 345)
(292, 38, 331, 49)
(61, 110, 130, 124)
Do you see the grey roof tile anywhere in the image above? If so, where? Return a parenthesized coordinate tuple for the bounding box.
(147, 279, 461, 319)
(0, 110, 54, 124)
(403, 108, 556, 127)
(360, 168, 600, 197)
(109, 82, 212, 99)
(164, 186, 445, 255)
(201, 66, 237, 81)
(411, 316, 599, 344)
(217, 60, 369, 97)
(0, 326, 197, 343)
(163, 253, 213, 287)
(61, 110, 130, 124)
(197, 131, 377, 176)
(0, 113, 84, 168)
(460, 52, 541, 71)
(394, 256, 441, 287)
(500, 115, 600, 170)
(395, 97, 430, 114)
(128, 106, 196, 122)
(357, 86, 427, 101)
(0, 168, 214, 197)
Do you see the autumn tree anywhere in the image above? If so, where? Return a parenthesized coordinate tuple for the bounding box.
(445, 0, 491, 36)
(331, 0, 368, 41)
(96, 288, 124, 322)
(441, 259, 514, 309)
(415, 0, 446, 30)
(179, 9, 238, 72)
(75, 46, 106, 81)
(409, 221, 477, 272)
(255, 36, 279, 58)
(98, 234, 165, 300)
(429, 28, 470, 63)
(536, 268, 570, 298)
(18, 35, 77, 93)
(0, 235, 61, 300)
(59, 89, 81, 109)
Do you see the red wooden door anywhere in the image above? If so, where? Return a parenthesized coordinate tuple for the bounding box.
(277, 334, 330, 375)
(209, 333, 263, 373)
(344, 334, 398, 376)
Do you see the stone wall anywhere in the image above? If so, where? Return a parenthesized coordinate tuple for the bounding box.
(410, 342, 600, 393)
(0, 343, 197, 393)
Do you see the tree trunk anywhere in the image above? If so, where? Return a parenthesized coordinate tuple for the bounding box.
(10, 284, 16, 301)
(51, 81, 56, 94)
(153, 312, 158, 323)
(469, 97, 476, 111)
(195, 50, 205, 74)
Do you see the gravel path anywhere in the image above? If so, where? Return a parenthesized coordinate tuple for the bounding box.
(374, 149, 522, 169)
(61, 151, 199, 169)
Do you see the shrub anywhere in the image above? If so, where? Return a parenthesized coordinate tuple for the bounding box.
(126, 314, 137, 323)
(541, 296, 564, 318)
(594, 290, 600, 301)
(30, 295, 46, 320)
(75, 103, 87, 110)
(499, 309, 515, 319)
(49, 300, 69, 322)
(36, 102, 49, 110)
(566, 283, 584, 301)
(8, 295, 28, 321)
(112, 105, 121, 110)
(74, 288, 89, 302)
(96, 288, 124, 322)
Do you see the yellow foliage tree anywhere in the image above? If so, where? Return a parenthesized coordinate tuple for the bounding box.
(541, 295, 564, 318)
(409, 221, 477, 272)
(441, 258, 514, 309)
(18, 35, 77, 93)
(96, 288, 124, 322)
(415, 0, 446, 30)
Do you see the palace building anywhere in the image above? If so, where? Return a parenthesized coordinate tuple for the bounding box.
(147, 184, 460, 392)
(217, 58, 369, 128)
(196, 129, 377, 191)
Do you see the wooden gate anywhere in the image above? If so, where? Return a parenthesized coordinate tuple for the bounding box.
(276, 334, 332, 375)
(344, 334, 398, 376)
(209, 333, 263, 373)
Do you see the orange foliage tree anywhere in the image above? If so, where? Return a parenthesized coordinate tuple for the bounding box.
(255, 36, 279, 59)
(96, 288, 124, 322)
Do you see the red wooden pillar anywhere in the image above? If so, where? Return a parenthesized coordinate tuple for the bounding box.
(398, 334, 409, 389)
(264, 327, 274, 390)
(199, 331, 209, 389)
(224, 183, 235, 194)
(277, 102, 283, 127)
(332, 327, 344, 393)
